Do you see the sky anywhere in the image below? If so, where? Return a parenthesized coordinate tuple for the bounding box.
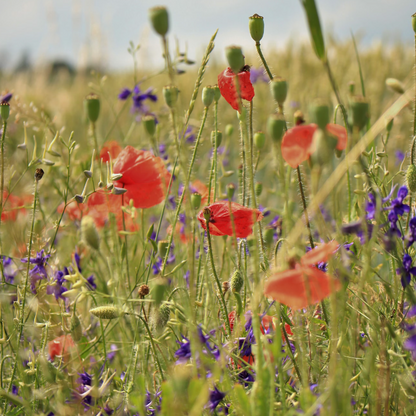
(0, 0, 415, 71)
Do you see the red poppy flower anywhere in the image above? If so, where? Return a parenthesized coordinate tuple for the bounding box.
(1, 191, 25, 221)
(218, 67, 255, 112)
(264, 241, 341, 310)
(198, 201, 262, 239)
(112, 146, 171, 209)
(48, 334, 76, 361)
(281, 123, 347, 168)
(57, 200, 87, 221)
(100, 140, 122, 163)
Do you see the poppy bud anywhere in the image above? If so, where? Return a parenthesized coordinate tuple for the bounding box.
(84, 93, 100, 122)
(254, 131, 266, 149)
(152, 302, 170, 331)
(143, 115, 156, 136)
(309, 101, 329, 130)
(385, 118, 394, 133)
(225, 46, 245, 74)
(211, 131, 222, 147)
(70, 312, 82, 342)
(138, 284, 150, 297)
(227, 183, 235, 200)
(112, 187, 127, 195)
(413, 13, 416, 33)
(348, 81, 355, 95)
(163, 85, 179, 108)
(202, 86, 215, 108)
(270, 78, 288, 106)
(90, 305, 121, 320)
(35, 168, 44, 182)
(264, 227, 275, 245)
(255, 182, 263, 197)
(249, 14, 264, 42)
(230, 269, 244, 293)
(267, 114, 285, 143)
(84, 170, 92, 179)
(225, 124, 234, 137)
(191, 192, 202, 210)
(213, 85, 221, 103)
(311, 129, 337, 165)
(407, 164, 416, 193)
(75, 194, 84, 204)
(158, 240, 169, 258)
(294, 110, 305, 125)
(203, 207, 212, 223)
(349, 96, 370, 131)
(149, 6, 169, 36)
(81, 216, 100, 250)
(0, 102, 10, 121)
(385, 78, 405, 95)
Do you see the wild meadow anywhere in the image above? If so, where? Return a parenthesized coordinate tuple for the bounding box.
(1, 1, 416, 415)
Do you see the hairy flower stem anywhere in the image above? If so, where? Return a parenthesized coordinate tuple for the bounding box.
(296, 166, 314, 250)
(413, 34, 416, 136)
(255, 42, 273, 81)
(8, 176, 39, 392)
(213, 101, 219, 201)
(162, 35, 175, 85)
(121, 194, 131, 293)
(0, 120, 6, 267)
(91, 121, 99, 152)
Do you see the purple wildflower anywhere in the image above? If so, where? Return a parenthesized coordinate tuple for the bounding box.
(395, 150, 405, 165)
(249, 67, 268, 84)
(396, 254, 416, 288)
(174, 337, 192, 364)
(387, 186, 410, 216)
(21, 249, 51, 294)
(2, 256, 17, 283)
(0, 93, 12, 103)
(46, 270, 67, 300)
(118, 88, 132, 100)
(207, 386, 227, 411)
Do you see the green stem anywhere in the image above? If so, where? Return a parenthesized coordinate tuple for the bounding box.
(162, 35, 175, 84)
(296, 166, 314, 250)
(121, 194, 131, 293)
(91, 121, 99, 151)
(255, 42, 273, 81)
(414, 34, 416, 136)
(0, 120, 6, 261)
(213, 101, 219, 201)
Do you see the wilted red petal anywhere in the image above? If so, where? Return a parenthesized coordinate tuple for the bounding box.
(197, 201, 262, 239)
(218, 67, 255, 112)
(100, 140, 122, 163)
(326, 123, 347, 150)
(48, 334, 76, 361)
(281, 124, 316, 168)
(301, 241, 338, 267)
(113, 146, 171, 209)
(264, 267, 340, 310)
(57, 200, 87, 221)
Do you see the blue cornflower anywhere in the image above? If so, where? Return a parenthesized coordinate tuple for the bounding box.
(387, 186, 410, 216)
(396, 254, 416, 288)
(250, 67, 268, 84)
(21, 249, 51, 293)
(2, 256, 17, 283)
(118, 85, 157, 117)
(0, 93, 12, 103)
(174, 337, 192, 364)
(207, 386, 227, 411)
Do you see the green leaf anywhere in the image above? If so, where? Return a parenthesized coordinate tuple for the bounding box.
(233, 384, 251, 416)
(301, 0, 326, 61)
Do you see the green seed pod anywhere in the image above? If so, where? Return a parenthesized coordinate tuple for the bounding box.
(191, 192, 202, 210)
(255, 182, 263, 197)
(202, 86, 215, 108)
(309, 101, 329, 130)
(163, 85, 179, 108)
(227, 183, 235, 200)
(211, 131, 222, 147)
(230, 270, 244, 293)
(264, 227, 275, 246)
(158, 240, 169, 258)
(349, 96, 370, 131)
(90, 305, 121, 320)
(385, 78, 405, 95)
(213, 85, 221, 103)
(385, 118, 394, 133)
(84, 93, 100, 123)
(143, 115, 156, 136)
(152, 302, 170, 331)
(225, 124, 234, 137)
(270, 78, 288, 106)
(267, 114, 286, 143)
(0, 102, 10, 121)
(407, 165, 416, 193)
(254, 131, 266, 149)
(81, 216, 100, 250)
(149, 6, 169, 36)
(311, 129, 337, 166)
(225, 46, 245, 74)
(146, 223, 154, 241)
(413, 13, 416, 34)
(70, 312, 83, 342)
(249, 14, 264, 42)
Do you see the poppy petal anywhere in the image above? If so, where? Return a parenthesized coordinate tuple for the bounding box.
(301, 241, 339, 267)
(100, 140, 122, 163)
(281, 124, 316, 168)
(326, 123, 347, 150)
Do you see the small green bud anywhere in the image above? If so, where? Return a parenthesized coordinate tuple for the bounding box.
(348, 81, 355, 95)
(249, 14, 264, 42)
(158, 240, 169, 258)
(254, 131, 266, 149)
(143, 115, 156, 136)
(255, 182, 263, 197)
(202, 86, 215, 108)
(149, 6, 169, 36)
(0, 102, 10, 121)
(213, 85, 221, 102)
(225, 46, 245, 74)
(349, 96, 370, 131)
(191, 192, 202, 210)
(152, 302, 170, 331)
(70, 312, 83, 342)
(225, 124, 234, 137)
(146, 223, 154, 240)
(264, 227, 275, 245)
(407, 165, 416, 193)
(267, 114, 286, 143)
(385, 118, 394, 133)
(385, 78, 405, 94)
(211, 130, 222, 147)
(309, 101, 330, 130)
(90, 305, 121, 320)
(230, 270, 244, 293)
(270, 78, 288, 106)
(81, 216, 100, 250)
(311, 129, 337, 165)
(163, 85, 179, 108)
(84, 93, 100, 122)
(413, 13, 416, 33)
(227, 183, 235, 200)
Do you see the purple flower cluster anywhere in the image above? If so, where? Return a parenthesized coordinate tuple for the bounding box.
(118, 84, 158, 119)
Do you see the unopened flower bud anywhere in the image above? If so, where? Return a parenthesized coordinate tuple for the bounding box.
(90, 305, 121, 320)
(413, 13, 416, 33)
(230, 270, 244, 293)
(386, 78, 405, 95)
(213, 85, 221, 103)
(227, 183, 235, 200)
(294, 110, 305, 126)
(35, 168, 44, 182)
(254, 131, 266, 149)
(191, 192, 202, 210)
(70, 312, 83, 342)
(84, 170, 92, 179)
(225, 124, 234, 137)
(349, 96, 370, 131)
(138, 284, 150, 297)
(310, 101, 329, 130)
(225, 46, 245, 74)
(202, 86, 215, 108)
(158, 240, 169, 258)
(149, 6, 169, 36)
(255, 182, 263, 197)
(270, 78, 288, 106)
(0, 102, 10, 121)
(84, 93, 100, 123)
(143, 115, 156, 136)
(267, 114, 285, 143)
(75, 194, 84, 204)
(112, 187, 127, 195)
(407, 164, 416, 193)
(211, 131, 222, 147)
(81, 216, 100, 250)
(152, 302, 170, 331)
(249, 14, 264, 42)
(163, 85, 179, 108)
